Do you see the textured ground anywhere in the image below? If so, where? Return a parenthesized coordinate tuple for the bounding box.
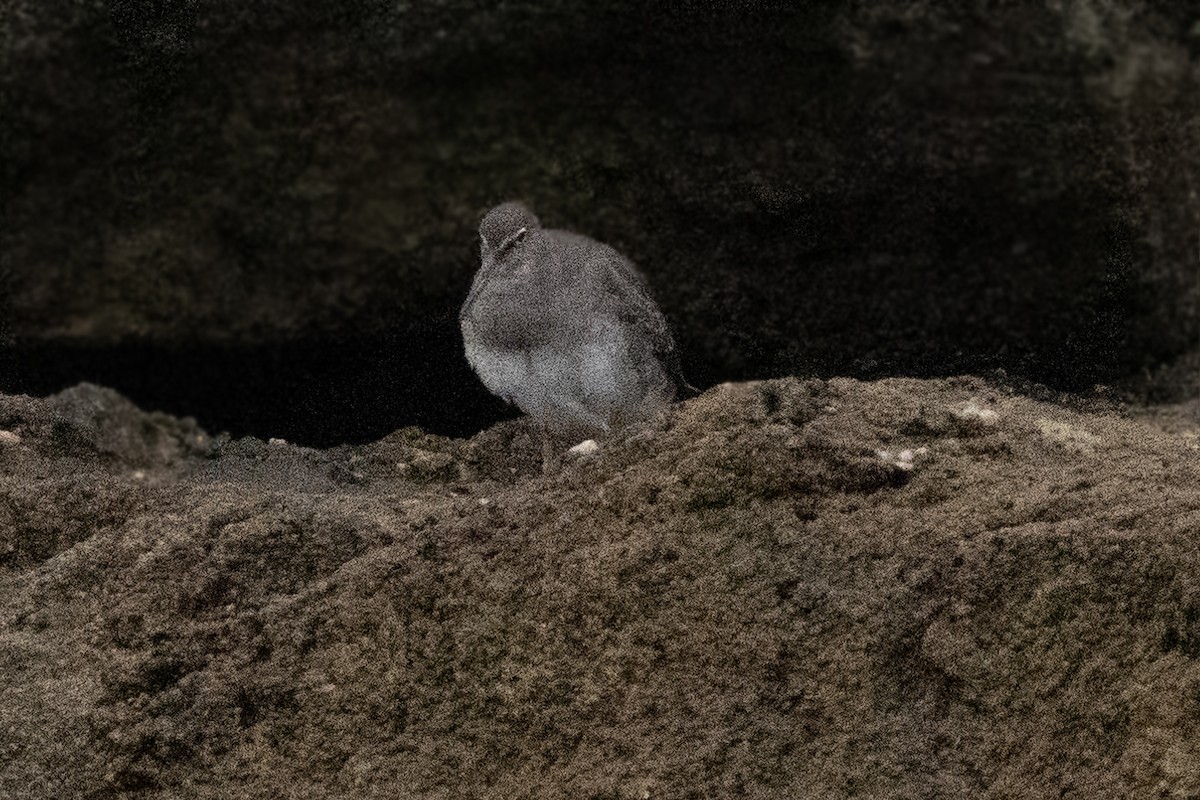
(1, 377, 1198, 798)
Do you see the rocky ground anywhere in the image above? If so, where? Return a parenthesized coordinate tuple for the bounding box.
(4, 4, 1197, 796)
(1, 377, 1198, 798)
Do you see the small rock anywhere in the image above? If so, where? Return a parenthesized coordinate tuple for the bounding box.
(951, 401, 1000, 433)
(877, 446, 930, 472)
(568, 439, 601, 458)
(268, 437, 287, 446)
(0, 430, 21, 445)
(1036, 418, 1101, 455)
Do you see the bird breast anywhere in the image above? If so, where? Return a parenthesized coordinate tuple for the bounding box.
(461, 315, 644, 434)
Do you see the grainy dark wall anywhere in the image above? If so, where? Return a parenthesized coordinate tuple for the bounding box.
(2, 1, 1196, 444)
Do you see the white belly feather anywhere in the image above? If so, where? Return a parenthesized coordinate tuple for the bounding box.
(462, 317, 637, 433)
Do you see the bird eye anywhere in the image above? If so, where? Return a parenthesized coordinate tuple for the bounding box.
(498, 227, 527, 255)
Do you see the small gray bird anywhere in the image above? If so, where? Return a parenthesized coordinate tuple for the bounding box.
(460, 202, 690, 472)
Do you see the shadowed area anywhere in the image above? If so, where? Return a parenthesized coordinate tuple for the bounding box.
(5, 328, 516, 446)
(2, 2, 1197, 443)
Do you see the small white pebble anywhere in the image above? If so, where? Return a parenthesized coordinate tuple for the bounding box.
(568, 439, 601, 457)
(877, 447, 926, 472)
(478, 497, 492, 506)
(268, 437, 287, 446)
(132, 470, 146, 480)
(953, 401, 999, 426)
(0, 430, 20, 445)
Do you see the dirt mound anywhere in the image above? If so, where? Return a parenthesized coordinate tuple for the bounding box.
(2, 378, 1199, 798)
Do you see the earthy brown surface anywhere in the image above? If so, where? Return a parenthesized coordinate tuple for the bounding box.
(2, 377, 1199, 798)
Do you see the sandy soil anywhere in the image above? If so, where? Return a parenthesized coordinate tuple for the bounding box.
(1, 377, 1199, 799)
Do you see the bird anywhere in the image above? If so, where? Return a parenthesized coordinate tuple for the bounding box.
(459, 202, 692, 473)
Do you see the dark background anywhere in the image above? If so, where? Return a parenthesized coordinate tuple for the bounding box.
(2, 1, 1197, 446)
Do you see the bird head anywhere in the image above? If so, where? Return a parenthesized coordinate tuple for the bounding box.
(478, 202, 542, 276)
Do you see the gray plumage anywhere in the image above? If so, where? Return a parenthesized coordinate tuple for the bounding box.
(460, 202, 688, 468)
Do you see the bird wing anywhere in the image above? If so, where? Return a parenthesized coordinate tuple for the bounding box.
(587, 244, 694, 394)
